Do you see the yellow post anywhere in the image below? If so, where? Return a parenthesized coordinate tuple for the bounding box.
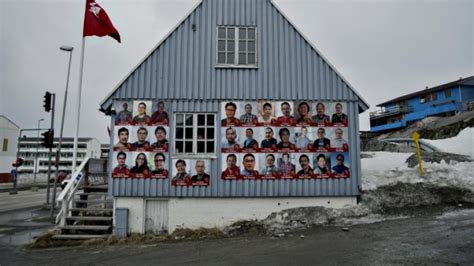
(411, 131, 423, 176)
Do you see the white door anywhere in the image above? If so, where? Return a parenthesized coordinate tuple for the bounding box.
(145, 200, 169, 233)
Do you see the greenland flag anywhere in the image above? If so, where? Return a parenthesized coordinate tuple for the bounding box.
(83, 0, 121, 43)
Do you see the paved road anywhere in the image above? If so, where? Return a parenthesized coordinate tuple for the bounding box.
(0, 189, 48, 213)
(1, 206, 472, 265)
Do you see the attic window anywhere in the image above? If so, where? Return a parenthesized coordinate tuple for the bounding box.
(216, 26, 257, 67)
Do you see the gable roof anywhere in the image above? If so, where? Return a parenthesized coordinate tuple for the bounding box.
(377, 76, 474, 107)
(0, 115, 20, 129)
(100, 0, 369, 113)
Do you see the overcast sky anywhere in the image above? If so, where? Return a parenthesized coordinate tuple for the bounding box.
(1, 0, 472, 143)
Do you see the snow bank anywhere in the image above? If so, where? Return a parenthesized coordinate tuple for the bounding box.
(423, 127, 474, 157)
(361, 151, 474, 191)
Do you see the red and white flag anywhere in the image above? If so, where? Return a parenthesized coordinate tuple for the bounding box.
(83, 0, 121, 43)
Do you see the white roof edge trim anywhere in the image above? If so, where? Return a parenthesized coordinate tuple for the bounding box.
(99, 0, 204, 109)
(270, 0, 370, 110)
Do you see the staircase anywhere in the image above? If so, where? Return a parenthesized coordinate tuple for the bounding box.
(53, 158, 113, 240)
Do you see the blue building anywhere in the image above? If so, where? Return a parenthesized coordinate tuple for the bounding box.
(370, 76, 474, 132)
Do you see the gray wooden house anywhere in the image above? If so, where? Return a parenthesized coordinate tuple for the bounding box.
(100, 0, 369, 233)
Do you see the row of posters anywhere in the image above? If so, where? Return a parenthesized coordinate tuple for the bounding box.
(113, 100, 349, 127)
(221, 126, 349, 152)
(114, 101, 169, 126)
(220, 101, 351, 180)
(112, 151, 211, 186)
(221, 101, 348, 127)
(112, 152, 351, 183)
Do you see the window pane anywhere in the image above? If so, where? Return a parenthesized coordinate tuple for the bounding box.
(185, 114, 193, 125)
(218, 27, 226, 38)
(218, 40, 226, 51)
(206, 141, 215, 153)
(238, 53, 246, 64)
(185, 128, 193, 139)
(247, 41, 255, 52)
(185, 141, 193, 153)
(176, 141, 183, 153)
(227, 40, 235, 52)
(239, 41, 246, 52)
(198, 114, 205, 126)
(248, 28, 255, 39)
(197, 141, 205, 153)
(176, 114, 183, 126)
(176, 127, 184, 139)
(197, 128, 205, 139)
(248, 53, 255, 65)
(207, 115, 215, 126)
(207, 128, 214, 139)
(239, 28, 246, 39)
(227, 52, 235, 64)
(227, 28, 235, 39)
(217, 52, 226, 64)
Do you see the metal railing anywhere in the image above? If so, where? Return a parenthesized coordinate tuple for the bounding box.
(370, 105, 412, 119)
(55, 158, 89, 225)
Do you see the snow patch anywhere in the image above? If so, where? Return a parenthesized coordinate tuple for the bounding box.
(423, 127, 474, 157)
(362, 152, 474, 191)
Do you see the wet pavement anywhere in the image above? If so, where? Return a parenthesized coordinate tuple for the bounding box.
(0, 206, 472, 265)
(0, 207, 53, 247)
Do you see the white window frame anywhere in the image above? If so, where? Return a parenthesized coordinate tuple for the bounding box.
(216, 26, 258, 68)
(173, 113, 217, 158)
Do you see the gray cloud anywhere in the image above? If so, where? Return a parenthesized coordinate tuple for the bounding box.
(1, 0, 472, 143)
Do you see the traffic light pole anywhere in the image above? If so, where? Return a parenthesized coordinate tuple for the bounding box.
(45, 94, 55, 205)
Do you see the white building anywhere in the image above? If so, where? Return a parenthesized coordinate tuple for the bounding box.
(17, 137, 101, 176)
(0, 115, 20, 182)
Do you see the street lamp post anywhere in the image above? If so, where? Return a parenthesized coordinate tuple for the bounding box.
(51, 45, 73, 219)
(32, 118, 44, 191)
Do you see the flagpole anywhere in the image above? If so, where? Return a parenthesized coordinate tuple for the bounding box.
(72, 37, 85, 172)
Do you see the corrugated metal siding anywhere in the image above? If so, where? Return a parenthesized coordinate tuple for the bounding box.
(110, 100, 361, 197)
(102, 0, 361, 107)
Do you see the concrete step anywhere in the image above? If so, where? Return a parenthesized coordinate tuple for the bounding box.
(74, 199, 113, 204)
(66, 216, 113, 221)
(70, 208, 113, 212)
(58, 225, 111, 231)
(77, 192, 108, 196)
(52, 234, 109, 240)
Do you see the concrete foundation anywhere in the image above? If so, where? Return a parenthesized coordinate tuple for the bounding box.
(114, 197, 357, 234)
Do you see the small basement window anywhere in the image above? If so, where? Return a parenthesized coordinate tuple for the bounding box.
(217, 26, 257, 67)
(174, 113, 216, 155)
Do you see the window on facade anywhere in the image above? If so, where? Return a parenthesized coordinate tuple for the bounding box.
(420, 96, 426, 103)
(217, 26, 256, 66)
(431, 92, 438, 101)
(444, 89, 451, 98)
(2, 139, 7, 152)
(174, 113, 215, 154)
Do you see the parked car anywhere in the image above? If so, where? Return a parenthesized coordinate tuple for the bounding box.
(49, 172, 69, 189)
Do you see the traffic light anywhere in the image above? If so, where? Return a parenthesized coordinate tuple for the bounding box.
(12, 157, 24, 167)
(43, 92, 52, 112)
(41, 129, 54, 148)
